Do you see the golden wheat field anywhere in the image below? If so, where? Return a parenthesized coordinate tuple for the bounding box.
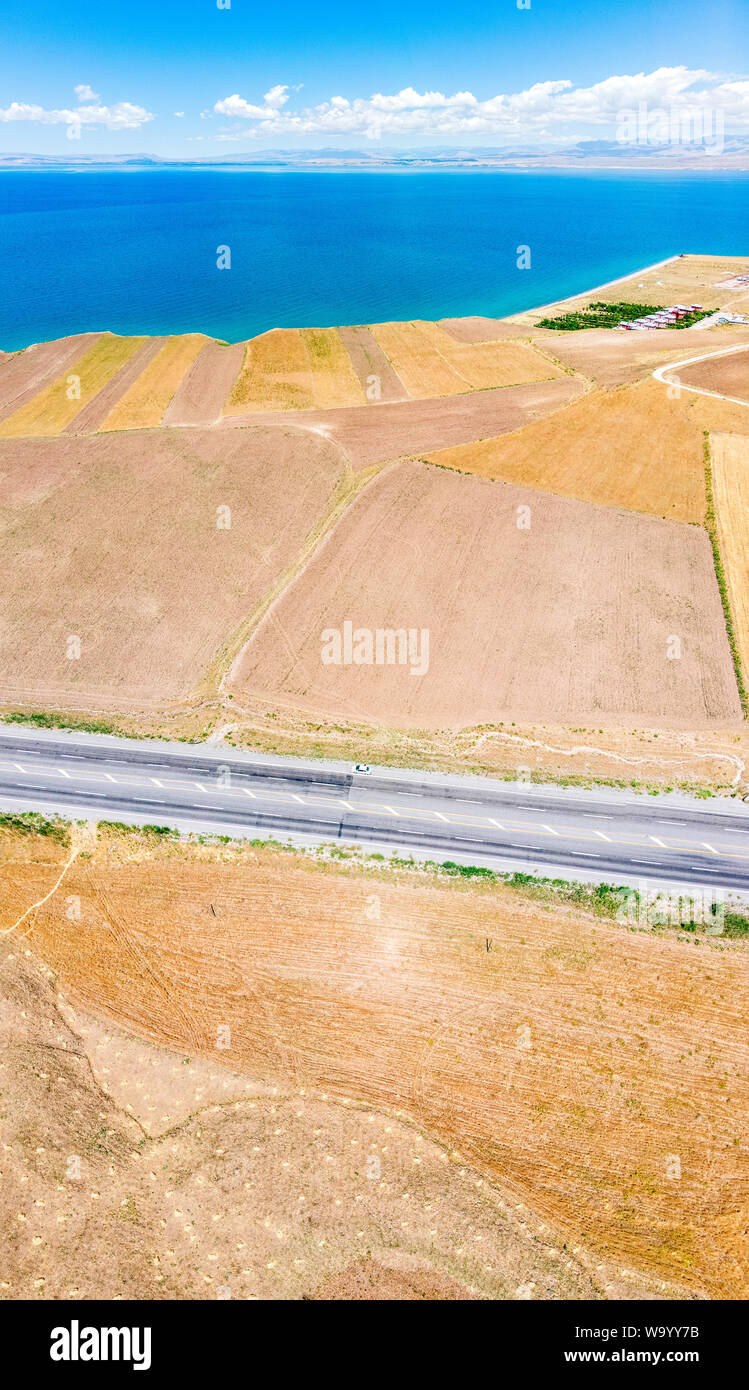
(427, 378, 707, 521)
(101, 333, 207, 430)
(226, 328, 316, 412)
(369, 320, 559, 398)
(300, 327, 367, 408)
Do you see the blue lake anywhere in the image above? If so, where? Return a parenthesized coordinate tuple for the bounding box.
(0, 169, 747, 349)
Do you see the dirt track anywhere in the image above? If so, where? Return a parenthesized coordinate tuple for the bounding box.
(219, 376, 584, 468)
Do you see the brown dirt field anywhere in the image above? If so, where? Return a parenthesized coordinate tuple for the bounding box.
(7, 829, 747, 1298)
(227, 329, 315, 413)
(438, 317, 533, 343)
(530, 324, 749, 390)
(62, 337, 167, 434)
(100, 334, 207, 431)
(220, 376, 584, 470)
(338, 324, 409, 402)
(0, 866, 604, 1303)
(516, 254, 749, 327)
(0, 426, 345, 708)
(162, 340, 245, 426)
(0, 335, 101, 422)
(230, 458, 739, 730)
(678, 347, 749, 404)
(711, 433, 749, 684)
(427, 378, 706, 522)
(300, 327, 367, 409)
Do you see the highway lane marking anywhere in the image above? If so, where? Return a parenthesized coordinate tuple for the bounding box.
(7, 763, 749, 862)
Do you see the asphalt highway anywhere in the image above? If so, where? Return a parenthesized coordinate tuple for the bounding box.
(2, 726, 749, 893)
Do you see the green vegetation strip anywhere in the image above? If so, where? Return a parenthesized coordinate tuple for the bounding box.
(0, 810, 69, 843)
(703, 431, 749, 716)
(538, 301, 709, 331)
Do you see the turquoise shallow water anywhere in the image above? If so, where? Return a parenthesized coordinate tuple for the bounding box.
(0, 168, 746, 350)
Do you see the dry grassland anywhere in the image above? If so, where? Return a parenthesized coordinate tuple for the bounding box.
(5, 828, 747, 1299)
(416, 320, 562, 390)
(0, 913, 599, 1302)
(100, 334, 207, 430)
(0, 334, 145, 438)
(427, 378, 706, 522)
(370, 320, 560, 397)
(711, 432, 749, 685)
(0, 427, 345, 708)
(300, 327, 367, 408)
(231, 458, 739, 729)
(529, 323, 749, 390)
(226, 329, 315, 412)
(370, 321, 468, 396)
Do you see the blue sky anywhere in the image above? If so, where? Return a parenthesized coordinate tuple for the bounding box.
(0, 0, 747, 154)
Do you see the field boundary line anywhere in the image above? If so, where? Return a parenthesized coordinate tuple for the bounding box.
(193, 458, 394, 700)
(653, 343, 749, 408)
(703, 430, 749, 718)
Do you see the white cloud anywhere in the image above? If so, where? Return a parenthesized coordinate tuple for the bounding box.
(0, 99, 153, 131)
(213, 68, 749, 141)
(263, 84, 289, 108)
(74, 83, 100, 103)
(173, 111, 185, 118)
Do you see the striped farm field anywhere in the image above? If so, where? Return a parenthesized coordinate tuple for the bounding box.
(370, 320, 467, 397)
(370, 319, 560, 397)
(0, 334, 145, 438)
(300, 327, 366, 408)
(100, 333, 207, 430)
(226, 328, 315, 412)
(711, 432, 749, 682)
(426, 378, 706, 522)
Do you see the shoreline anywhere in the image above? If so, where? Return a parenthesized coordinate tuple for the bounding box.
(507, 253, 685, 321)
(3, 250, 747, 355)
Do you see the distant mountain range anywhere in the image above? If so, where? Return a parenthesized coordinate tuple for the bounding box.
(2, 139, 748, 171)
